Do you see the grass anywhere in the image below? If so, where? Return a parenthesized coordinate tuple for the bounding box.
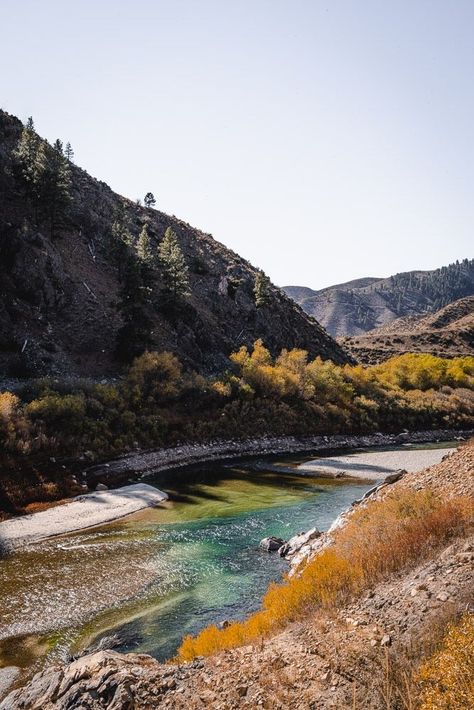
(416, 612, 474, 710)
(177, 489, 473, 662)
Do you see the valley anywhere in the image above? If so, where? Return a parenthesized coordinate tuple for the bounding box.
(0, 104, 472, 710)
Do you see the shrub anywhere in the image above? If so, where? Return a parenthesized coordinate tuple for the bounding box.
(126, 351, 182, 402)
(27, 393, 86, 437)
(416, 612, 474, 710)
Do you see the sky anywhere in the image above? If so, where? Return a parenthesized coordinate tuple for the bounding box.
(2, 0, 473, 288)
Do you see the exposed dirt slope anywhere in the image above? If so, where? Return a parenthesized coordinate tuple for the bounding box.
(0, 110, 348, 378)
(5, 441, 472, 709)
(284, 262, 474, 337)
(339, 296, 474, 364)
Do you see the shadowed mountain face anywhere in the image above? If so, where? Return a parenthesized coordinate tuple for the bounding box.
(284, 261, 474, 337)
(0, 110, 349, 378)
(339, 296, 474, 364)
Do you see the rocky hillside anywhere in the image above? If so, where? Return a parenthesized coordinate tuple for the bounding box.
(0, 110, 349, 379)
(340, 296, 474, 364)
(4, 440, 473, 709)
(284, 260, 474, 337)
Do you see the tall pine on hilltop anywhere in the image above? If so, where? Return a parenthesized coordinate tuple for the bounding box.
(13, 118, 72, 234)
(137, 223, 154, 265)
(159, 227, 190, 305)
(254, 269, 271, 308)
(34, 139, 72, 235)
(14, 117, 39, 197)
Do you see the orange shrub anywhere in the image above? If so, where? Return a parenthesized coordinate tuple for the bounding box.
(417, 613, 474, 710)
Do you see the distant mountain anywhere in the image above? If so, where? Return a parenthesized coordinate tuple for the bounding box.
(0, 110, 350, 379)
(339, 296, 474, 364)
(283, 260, 474, 337)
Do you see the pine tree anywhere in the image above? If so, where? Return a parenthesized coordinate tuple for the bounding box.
(144, 192, 156, 208)
(254, 269, 271, 308)
(65, 142, 74, 162)
(14, 116, 39, 195)
(158, 227, 190, 303)
(34, 139, 72, 234)
(110, 216, 134, 279)
(116, 251, 154, 361)
(137, 223, 153, 264)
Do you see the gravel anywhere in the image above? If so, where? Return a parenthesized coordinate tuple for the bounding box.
(0, 484, 168, 550)
(298, 447, 454, 480)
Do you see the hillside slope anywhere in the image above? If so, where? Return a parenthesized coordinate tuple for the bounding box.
(0, 110, 349, 378)
(284, 260, 474, 337)
(340, 296, 474, 364)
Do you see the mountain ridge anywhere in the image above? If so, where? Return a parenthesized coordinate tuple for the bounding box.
(283, 259, 474, 337)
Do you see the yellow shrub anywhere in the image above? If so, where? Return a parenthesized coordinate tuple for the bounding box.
(212, 381, 232, 397)
(372, 353, 474, 391)
(417, 613, 474, 710)
(0, 391, 20, 421)
(127, 351, 182, 401)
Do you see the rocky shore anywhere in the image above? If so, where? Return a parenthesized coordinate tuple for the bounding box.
(85, 428, 472, 488)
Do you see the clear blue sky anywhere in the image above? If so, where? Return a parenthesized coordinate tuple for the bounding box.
(2, 0, 473, 288)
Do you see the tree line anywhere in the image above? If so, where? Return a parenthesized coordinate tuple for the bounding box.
(14, 117, 73, 235)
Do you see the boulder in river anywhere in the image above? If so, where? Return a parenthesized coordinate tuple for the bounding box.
(279, 527, 321, 558)
(259, 536, 285, 552)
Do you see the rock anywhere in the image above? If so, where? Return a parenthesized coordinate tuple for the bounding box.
(236, 685, 248, 697)
(381, 635, 391, 647)
(0, 667, 20, 699)
(436, 591, 449, 602)
(96, 482, 108, 491)
(279, 528, 321, 558)
(370, 639, 378, 647)
(259, 536, 285, 552)
(0, 651, 162, 710)
(384, 469, 407, 484)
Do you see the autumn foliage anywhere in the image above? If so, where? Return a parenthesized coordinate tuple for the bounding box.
(0, 345, 473, 459)
(416, 612, 474, 710)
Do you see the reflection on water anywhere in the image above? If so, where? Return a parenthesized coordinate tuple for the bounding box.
(0, 454, 379, 675)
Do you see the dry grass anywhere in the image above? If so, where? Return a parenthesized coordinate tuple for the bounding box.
(416, 612, 474, 710)
(177, 490, 473, 662)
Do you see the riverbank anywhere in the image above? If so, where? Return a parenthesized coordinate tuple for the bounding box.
(294, 446, 454, 479)
(85, 428, 471, 487)
(0, 484, 168, 551)
(1, 429, 471, 522)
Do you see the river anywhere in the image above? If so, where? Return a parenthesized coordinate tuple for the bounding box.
(0, 443, 453, 687)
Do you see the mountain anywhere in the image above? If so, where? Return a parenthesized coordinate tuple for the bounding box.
(0, 110, 349, 378)
(283, 260, 474, 337)
(339, 296, 474, 364)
